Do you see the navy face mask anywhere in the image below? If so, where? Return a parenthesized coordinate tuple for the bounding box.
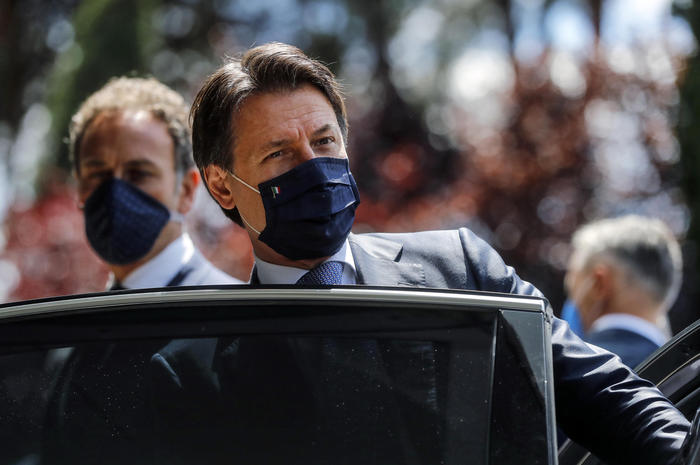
(230, 157, 360, 260)
(83, 178, 182, 265)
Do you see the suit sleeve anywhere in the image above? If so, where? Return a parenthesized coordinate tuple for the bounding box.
(457, 227, 690, 465)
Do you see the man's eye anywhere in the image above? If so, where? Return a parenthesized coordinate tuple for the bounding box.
(316, 136, 334, 146)
(266, 151, 283, 160)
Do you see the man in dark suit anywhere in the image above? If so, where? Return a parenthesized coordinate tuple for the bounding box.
(152, 42, 691, 465)
(564, 215, 682, 369)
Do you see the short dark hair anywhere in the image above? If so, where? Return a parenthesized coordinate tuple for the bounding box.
(70, 77, 193, 177)
(190, 42, 347, 226)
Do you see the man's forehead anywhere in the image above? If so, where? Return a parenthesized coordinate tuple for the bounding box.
(86, 109, 152, 132)
(233, 86, 339, 147)
(79, 110, 174, 166)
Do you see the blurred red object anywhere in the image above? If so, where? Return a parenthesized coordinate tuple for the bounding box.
(1, 180, 110, 302)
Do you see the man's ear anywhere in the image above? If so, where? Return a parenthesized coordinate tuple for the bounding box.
(176, 168, 200, 214)
(203, 164, 236, 209)
(591, 264, 615, 299)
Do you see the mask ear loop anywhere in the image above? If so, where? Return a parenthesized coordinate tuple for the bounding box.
(238, 213, 261, 235)
(227, 170, 260, 194)
(225, 170, 262, 235)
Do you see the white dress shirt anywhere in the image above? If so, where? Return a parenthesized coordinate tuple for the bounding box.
(590, 313, 669, 347)
(108, 234, 242, 289)
(254, 240, 357, 285)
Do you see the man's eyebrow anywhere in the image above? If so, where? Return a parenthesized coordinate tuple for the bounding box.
(258, 124, 337, 153)
(80, 158, 157, 169)
(123, 159, 158, 168)
(311, 124, 334, 138)
(260, 138, 290, 152)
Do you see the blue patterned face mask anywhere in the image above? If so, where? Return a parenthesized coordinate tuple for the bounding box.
(229, 157, 360, 260)
(83, 178, 183, 265)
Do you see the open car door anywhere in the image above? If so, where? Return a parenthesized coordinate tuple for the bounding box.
(559, 318, 700, 465)
(0, 286, 557, 465)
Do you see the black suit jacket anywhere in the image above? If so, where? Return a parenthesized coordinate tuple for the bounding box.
(152, 229, 690, 465)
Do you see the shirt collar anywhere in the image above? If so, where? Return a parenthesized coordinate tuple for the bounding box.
(254, 239, 356, 285)
(590, 313, 669, 347)
(115, 234, 195, 289)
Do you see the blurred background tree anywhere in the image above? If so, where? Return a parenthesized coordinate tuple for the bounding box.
(0, 0, 697, 332)
(677, 0, 700, 333)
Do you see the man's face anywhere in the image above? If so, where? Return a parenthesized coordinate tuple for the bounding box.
(76, 109, 196, 269)
(76, 110, 180, 209)
(207, 84, 347, 263)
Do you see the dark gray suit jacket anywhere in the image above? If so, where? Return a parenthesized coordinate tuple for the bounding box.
(152, 228, 690, 465)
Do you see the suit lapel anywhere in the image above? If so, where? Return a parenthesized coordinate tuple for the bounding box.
(348, 233, 425, 287)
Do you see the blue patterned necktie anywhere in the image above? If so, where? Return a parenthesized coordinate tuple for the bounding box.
(296, 261, 344, 285)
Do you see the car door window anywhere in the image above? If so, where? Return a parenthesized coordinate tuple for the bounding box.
(0, 287, 555, 465)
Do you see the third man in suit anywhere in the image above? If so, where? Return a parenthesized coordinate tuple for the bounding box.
(564, 215, 683, 368)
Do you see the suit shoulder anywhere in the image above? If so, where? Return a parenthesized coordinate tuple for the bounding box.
(355, 228, 543, 297)
(359, 228, 459, 240)
(587, 328, 659, 346)
(587, 329, 659, 355)
(357, 227, 492, 249)
(355, 228, 465, 255)
(587, 328, 660, 368)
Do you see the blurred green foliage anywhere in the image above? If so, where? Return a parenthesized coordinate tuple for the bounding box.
(46, 0, 157, 170)
(676, 0, 700, 331)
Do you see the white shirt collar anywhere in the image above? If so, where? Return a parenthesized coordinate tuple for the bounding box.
(254, 240, 356, 285)
(116, 234, 195, 289)
(590, 313, 669, 347)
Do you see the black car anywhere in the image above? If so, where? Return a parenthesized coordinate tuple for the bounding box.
(0, 286, 697, 464)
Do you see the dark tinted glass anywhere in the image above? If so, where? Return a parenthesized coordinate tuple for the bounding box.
(0, 292, 552, 465)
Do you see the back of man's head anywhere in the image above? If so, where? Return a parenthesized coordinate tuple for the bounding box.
(571, 215, 682, 313)
(189, 42, 347, 226)
(70, 77, 193, 178)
